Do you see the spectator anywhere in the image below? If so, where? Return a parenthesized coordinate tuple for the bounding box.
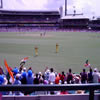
(55, 74, 60, 84)
(14, 74, 21, 85)
(88, 68, 93, 83)
(80, 69, 87, 83)
(74, 74, 81, 84)
(66, 68, 73, 84)
(34, 73, 39, 84)
(60, 71, 65, 84)
(0, 75, 4, 85)
(44, 69, 50, 81)
(26, 70, 34, 84)
(93, 68, 100, 83)
(21, 72, 27, 84)
(23, 67, 26, 72)
(19, 65, 23, 74)
(13, 67, 19, 76)
(13, 74, 23, 95)
(0, 67, 4, 75)
(42, 75, 49, 84)
(48, 68, 55, 84)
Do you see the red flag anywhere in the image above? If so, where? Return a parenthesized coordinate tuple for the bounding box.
(4, 59, 14, 83)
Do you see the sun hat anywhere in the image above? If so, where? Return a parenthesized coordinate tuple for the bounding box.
(28, 70, 32, 77)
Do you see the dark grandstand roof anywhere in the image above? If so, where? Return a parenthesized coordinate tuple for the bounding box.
(0, 10, 60, 15)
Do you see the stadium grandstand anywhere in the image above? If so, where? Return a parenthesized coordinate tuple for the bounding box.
(60, 15, 89, 29)
(0, 10, 100, 30)
(0, 10, 60, 29)
(0, 0, 99, 30)
(89, 18, 100, 30)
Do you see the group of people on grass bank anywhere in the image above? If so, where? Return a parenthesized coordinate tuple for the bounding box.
(0, 65, 100, 95)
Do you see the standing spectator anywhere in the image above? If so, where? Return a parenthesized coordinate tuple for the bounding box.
(80, 69, 87, 84)
(13, 67, 19, 77)
(93, 68, 100, 83)
(21, 72, 27, 84)
(0, 67, 4, 75)
(60, 71, 65, 84)
(48, 68, 55, 84)
(26, 70, 34, 84)
(0, 75, 4, 85)
(25, 70, 34, 95)
(13, 74, 22, 95)
(19, 65, 23, 74)
(34, 73, 39, 84)
(14, 74, 21, 85)
(88, 68, 93, 83)
(67, 68, 73, 84)
(44, 69, 50, 81)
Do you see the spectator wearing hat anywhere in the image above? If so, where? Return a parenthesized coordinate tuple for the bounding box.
(21, 72, 27, 84)
(13, 74, 22, 95)
(14, 74, 21, 85)
(13, 67, 19, 77)
(0, 75, 9, 95)
(0, 75, 4, 85)
(26, 70, 34, 84)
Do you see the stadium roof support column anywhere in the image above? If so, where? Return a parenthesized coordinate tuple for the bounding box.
(65, 0, 67, 16)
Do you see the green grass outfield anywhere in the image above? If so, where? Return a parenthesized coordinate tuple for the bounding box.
(0, 30, 100, 73)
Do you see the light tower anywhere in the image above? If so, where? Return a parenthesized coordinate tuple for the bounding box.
(0, 0, 3, 8)
(65, 0, 67, 16)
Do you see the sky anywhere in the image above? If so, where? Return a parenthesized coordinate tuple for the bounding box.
(0, 0, 100, 18)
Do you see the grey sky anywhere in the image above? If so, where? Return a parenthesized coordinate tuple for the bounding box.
(1, 0, 100, 18)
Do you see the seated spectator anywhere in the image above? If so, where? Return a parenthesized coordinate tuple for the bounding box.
(55, 74, 60, 84)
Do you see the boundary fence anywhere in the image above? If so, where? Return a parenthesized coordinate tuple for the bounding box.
(0, 83, 100, 100)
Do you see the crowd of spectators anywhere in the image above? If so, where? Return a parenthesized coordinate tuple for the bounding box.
(0, 65, 100, 96)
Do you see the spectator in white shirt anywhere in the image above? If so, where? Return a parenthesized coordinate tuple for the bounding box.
(48, 68, 55, 84)
(93, 68, 100, 83)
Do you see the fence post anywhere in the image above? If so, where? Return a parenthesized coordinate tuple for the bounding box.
(89, 89, 94, 100)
